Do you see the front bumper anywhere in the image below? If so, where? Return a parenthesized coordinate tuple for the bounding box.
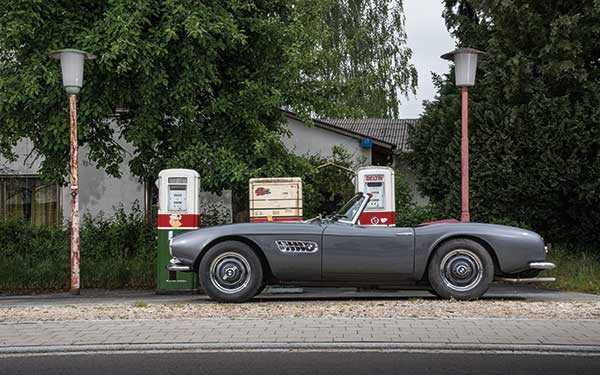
(167, 257, 192, 272)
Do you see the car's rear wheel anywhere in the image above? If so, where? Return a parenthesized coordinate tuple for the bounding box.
(199, 241, 263, 303)
(428, 239, 494, 300)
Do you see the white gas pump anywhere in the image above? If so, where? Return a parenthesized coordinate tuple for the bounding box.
(156, 169, 201, 292)
(356, 166, 395, 226)
(249, 177, 303, 222)
(157, 169, 201, 230)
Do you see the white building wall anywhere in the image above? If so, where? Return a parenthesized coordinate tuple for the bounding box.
(1, 116, 396, 222)
(0, 137, 145, 221)
(282, 117, 371, 165)
(0, 139, 43, 175)
(66, 143, 144, 219)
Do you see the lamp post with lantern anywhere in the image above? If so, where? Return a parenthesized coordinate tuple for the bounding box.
(441, 48, 485, 222)
(49, 49, 95, 295)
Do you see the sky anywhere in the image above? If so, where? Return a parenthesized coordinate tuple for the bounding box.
(399, 0, 456, 118)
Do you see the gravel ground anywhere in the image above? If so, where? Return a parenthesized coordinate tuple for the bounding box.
(2, 299, 599, 321)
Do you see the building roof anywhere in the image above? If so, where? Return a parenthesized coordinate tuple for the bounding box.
(321, 118, 417, 152)
(283, 110, 396, 150)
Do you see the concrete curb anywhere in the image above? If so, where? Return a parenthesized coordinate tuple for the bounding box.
(2, 342, 600, 356)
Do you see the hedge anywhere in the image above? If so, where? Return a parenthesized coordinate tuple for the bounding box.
(0, 203, 156, 291)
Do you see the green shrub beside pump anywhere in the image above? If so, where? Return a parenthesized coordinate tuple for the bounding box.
(0, 202, 155, 290)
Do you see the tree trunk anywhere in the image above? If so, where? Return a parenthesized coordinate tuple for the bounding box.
(231, 186, 249, 223)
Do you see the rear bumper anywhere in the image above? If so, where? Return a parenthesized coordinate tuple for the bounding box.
(495, 261, 556, 283)
(529, 262, 556, 270)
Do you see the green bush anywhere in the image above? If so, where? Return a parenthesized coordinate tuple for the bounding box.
(200, 200, 232, 226)
(487, 217, 532, 230)
(0, 202, 156, 291)
(396, 204, 446, 227)
(394, 171, 446, 227)
(302, 146, 359, 219)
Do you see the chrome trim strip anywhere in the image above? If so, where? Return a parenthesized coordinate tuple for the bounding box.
(167, 265, 191, 272)
(351, 193, 372, 225)
(496, 277, 556, 283)
(529, 262, 556, 270)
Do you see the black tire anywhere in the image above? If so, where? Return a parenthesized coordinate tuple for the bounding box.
(255, 284, 267, 296)
(428, 239, 494, 300)
(199, 241, 263, 303)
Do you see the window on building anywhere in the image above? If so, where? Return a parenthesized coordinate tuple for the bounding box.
(0, 176, 61, 226)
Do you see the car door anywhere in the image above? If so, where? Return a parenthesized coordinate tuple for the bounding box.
(321, 223, 414, 281)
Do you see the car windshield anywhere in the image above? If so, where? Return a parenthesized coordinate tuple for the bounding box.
(334, 193, 365, 222)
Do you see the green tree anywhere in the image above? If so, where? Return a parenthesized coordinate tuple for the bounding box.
(301, 146, 359, 218)
(0, 0, 417, 218)
(310, 0, 418, 117)
(0, 0, 336, 187)
(410, 0, 600, 243)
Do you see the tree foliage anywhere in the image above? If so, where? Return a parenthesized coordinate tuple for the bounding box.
(0, 0, 416, 196)
(0, 1, 330, 186)
(312, 0, 417, 117)
(301, 146, 359, 218)
(410, 0, 600, 243)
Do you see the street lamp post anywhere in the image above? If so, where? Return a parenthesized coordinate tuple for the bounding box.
(441, 48, 485, 222)
(49, 49, 95, 295)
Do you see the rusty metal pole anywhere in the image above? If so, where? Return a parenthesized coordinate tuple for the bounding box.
(69, 93, 80, 295)
(460, 86, 470, 222)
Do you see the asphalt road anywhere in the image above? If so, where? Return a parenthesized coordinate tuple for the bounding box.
(2, 284, 599, 307)
(2, 351, 599, 375)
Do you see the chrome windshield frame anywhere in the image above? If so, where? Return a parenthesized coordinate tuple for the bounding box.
(338, 192, 371, 225)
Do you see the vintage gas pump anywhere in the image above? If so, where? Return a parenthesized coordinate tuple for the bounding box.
(356, 166, 395, 226)
(156, 169, 200, 293)
(249, 177, 303, 222)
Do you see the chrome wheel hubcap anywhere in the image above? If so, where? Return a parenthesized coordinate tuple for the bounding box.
(440, 249, 483, 292)
(209, 252, 251, 294)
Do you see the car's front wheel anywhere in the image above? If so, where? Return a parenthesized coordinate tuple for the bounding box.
(199, 241, 263, 303)
(428, 239, 494, 300)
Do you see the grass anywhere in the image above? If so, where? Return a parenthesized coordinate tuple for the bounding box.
(545, 244, 600, 294)
(132, 301, 148, 308)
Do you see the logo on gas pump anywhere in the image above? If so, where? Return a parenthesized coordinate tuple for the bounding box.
(255, 187, 271, 196)
(169, 214, 182, 229)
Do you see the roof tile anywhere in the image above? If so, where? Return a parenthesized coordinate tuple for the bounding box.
(321, 118, 418, 152)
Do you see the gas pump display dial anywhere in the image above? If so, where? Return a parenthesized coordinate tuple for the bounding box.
(168, 186, 188, 211)
(364, 175, 384, 209)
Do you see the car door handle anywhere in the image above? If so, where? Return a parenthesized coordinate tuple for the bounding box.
(395, 232, 412, 236)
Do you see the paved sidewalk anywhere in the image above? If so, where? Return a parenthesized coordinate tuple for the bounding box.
(1, 318, 600, 354)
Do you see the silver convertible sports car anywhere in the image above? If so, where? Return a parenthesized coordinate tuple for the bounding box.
(168, 192, 556, 302)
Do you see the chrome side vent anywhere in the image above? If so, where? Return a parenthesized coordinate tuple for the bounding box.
(275, 240, 318, 253)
